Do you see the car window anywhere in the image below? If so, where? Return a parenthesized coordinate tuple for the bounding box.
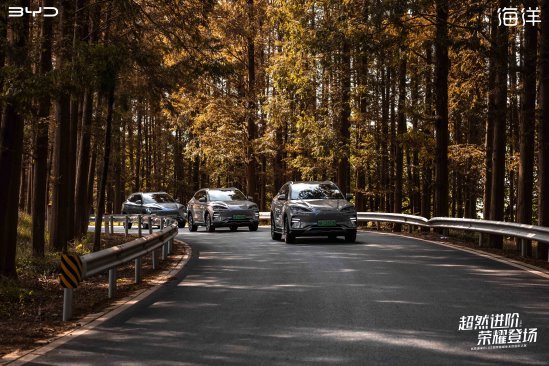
(279, 184, 289, 197)
(130, 194, 142, 203)
(208, 189, 247, 201)
(194, 191, 204, 200)
(148, 193, 175, 203)
(290, 183, 344, 200)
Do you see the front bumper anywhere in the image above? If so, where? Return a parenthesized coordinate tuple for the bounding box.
(289, 211, 357, 237)
(212, 209, 259, 227)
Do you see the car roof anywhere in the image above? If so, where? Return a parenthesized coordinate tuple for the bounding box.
(131, 191, 169, 195)
(201, 187, 240, 191)
(287, 181, 335, 185)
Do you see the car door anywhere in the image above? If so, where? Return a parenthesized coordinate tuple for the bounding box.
(272, 184, 288, 229)
(133, 194, 144, 214)
(192, 191, 205, 223)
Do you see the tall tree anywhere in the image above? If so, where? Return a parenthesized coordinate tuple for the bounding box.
(538, 0, 549, 258)
(32, 0, 55, 257)
(246, 0, 257, 200)
(434, 0, 449, 218)
(517, 0, 537, 256)
(50, 0, 75, 252)
(488, 0, 509, 249)
(0, 0, 30, 277)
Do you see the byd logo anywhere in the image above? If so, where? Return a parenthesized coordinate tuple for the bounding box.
(8, 7, 59, 17)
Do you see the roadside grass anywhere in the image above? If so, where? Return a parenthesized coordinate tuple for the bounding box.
(1, 212, 185, 357)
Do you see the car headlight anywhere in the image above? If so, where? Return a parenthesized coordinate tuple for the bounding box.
(340, 206, 356, 214)
(212, 205, 228, 211)
(290, 205, 312, 214)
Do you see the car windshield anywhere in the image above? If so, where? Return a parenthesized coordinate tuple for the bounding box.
(290, 183, 344, 200)
(145, 193, 175, 204)
(208, 189, 247, 201)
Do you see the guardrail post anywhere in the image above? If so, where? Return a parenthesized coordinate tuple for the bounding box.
(162, 240, 167, 260)
(168, 238, 172, 255)
(108, 267, 117, 299)
(478, 233, 484, 247)
(135, 257, 142, 284)
(138, 215, 142, 237)
(160, 218, 164, 230)
(124, 216, 129, 236)
(110, 215, 114, 233)
(148, 216, 153, 235)
(152, 248, 157, 270)
(104, 216, 109, 234)
(62, 288, 73, 321)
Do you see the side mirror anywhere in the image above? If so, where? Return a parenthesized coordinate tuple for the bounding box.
(198, 197, 206, 203)
(136, 200, 143, 205)
(247, 196, 254, 201)
(345, 194, 354, 201)
(277, 194, 287, 201)
(175, 198, 180, 203)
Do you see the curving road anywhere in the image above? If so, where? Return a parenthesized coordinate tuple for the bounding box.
(25, 228, 549, 365)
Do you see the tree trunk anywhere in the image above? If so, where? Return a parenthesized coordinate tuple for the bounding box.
(246, 0, 257, 200)
(50, 0, 75, 252)
(394, 54, 407, 231)
(434, 0, 449, 218)
(517, 1, 536, 255)
(488, 0, 509, 249)
(93, 84, 116, 252)
(32, 0, 54, 257)
(0, 0, 30, 278)
(537, 0, 549, 259)
(338, 37, 352, 194)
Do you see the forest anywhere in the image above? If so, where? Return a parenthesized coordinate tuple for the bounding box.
(0, 0, 548, 278)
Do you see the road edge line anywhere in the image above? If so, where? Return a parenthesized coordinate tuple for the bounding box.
(2, 239, 197, 366)
(361, 230, 549, 280)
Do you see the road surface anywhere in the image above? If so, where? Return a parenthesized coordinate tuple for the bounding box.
(26, 228, 549, 365)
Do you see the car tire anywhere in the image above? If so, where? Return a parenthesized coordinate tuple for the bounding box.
(345, 231, 357, 243)
(284, 216, 296, 244)
(178, 220, 186, 229)
(249, 223, 258, 232)
(230, 225, 238, 232)
(271, 216, 281, 240)
(142, 223, 149, 230)
(122, 214, 132, 229)
(205, 213, 215, 232)
(188, 213, 198, 232)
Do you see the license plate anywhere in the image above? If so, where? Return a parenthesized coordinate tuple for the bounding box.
(233, 215, 247, 220)
(318, 220, 336, 227)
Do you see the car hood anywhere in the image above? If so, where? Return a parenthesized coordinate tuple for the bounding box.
(146, 202, 183, 210)
(292, 199, 353, 211)
(210, 200, 256, 210)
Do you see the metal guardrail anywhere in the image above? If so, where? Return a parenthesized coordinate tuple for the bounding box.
(63, 215, 178, 321)
(258, 211, 549, 248)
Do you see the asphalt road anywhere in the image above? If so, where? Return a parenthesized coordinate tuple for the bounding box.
(26, 228, 549, 365)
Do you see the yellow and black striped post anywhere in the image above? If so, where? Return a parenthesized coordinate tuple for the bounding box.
(59, 254, 83, 289)
(59, 254, 83, 321)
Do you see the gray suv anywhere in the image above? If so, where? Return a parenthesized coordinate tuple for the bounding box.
(187, 188, 259, 232)
(270, 181, 357, 243)
(121, 192, 186, 228)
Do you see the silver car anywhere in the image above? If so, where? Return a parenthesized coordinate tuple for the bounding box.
(270, 181, 357, 243)
(187, 188, 259, 232)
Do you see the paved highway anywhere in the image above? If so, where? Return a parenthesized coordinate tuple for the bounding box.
(26, 228, 549, 365)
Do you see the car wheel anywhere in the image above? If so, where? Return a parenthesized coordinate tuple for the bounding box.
(178, 220, 186, 228)
(122, 214, 132, 229)
(284, 216, 296, 244)
(188, 213, 197, 232)
(142, 223, 149, 230)
(205, 213, 215, 232)
(345, 231, 357, 243)
(230, 226, 238, 232)
(249, 223, 258, 232)
(271, 216, 281, 240)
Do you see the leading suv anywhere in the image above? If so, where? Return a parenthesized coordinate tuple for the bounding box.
(270, 181, 357, 243)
